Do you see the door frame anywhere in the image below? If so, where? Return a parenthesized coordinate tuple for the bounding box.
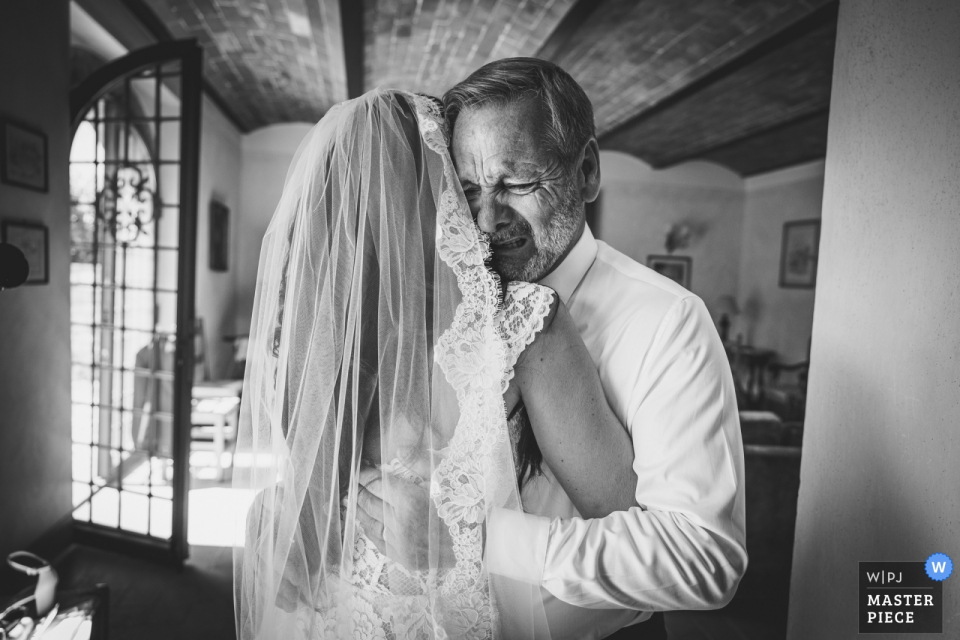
(69, 40, 202, 563)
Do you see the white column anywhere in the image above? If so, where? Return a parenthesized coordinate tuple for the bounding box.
(788, 1, 960, 637)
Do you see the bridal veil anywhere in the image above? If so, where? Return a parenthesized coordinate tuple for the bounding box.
(234, 89, 554, 639)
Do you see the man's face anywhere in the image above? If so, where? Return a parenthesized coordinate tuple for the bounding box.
(451, 99, 585, 282)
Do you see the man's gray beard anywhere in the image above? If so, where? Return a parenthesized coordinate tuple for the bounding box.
(492, 183, 583, 283)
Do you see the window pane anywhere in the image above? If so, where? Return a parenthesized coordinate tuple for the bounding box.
(129, 78, 157, 119)
(71, 323, 96, 365)
(72, 403, 93, 444)
(158, 165, 179, 206)
(157, 207, 179, 248)
(71, 122, 97, 162)
(124, 288, 157, 332)
(155, 291, 178, 331)
(123, 247, 157, 290)
(73, 443, 92, 483)
(120, 490, 150, 534)
(90, 486, 119, 528)
(160, 77, 181, 117)
(157, 249, 178, 290)
(93, 446, 120, 487)
(73, 481, 91, 507)
(70, 281, 99, 325)
(151, 461, 174, 495)
(159, 122, 180, 162)
(70, 257, 98, 285)
(120, 408, 136, 451)
(72, 363, 95, 405)
(150, 497, 172, 539)
(70, 163, 98, 202)
(73, 501, 91, 523)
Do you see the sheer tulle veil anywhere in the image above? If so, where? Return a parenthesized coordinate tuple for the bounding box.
(233, 88, 554, 639)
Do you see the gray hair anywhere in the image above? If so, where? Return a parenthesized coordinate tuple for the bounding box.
(442, 57, 595, 169)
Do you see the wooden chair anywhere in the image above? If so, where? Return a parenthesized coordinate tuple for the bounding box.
(189, 320, 243, 481)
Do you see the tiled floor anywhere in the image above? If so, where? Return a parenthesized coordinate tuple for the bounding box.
(666, 606, 786, 640)
(56, 544, 236, 640)
(47, 543, 786, 640)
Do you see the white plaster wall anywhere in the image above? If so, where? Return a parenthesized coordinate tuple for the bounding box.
(195, 97, 242, 379)
(234, 123, 315, 335)
(0, 0, 73, 557)
(739, 161, 824, 362)
(598, 151, 744, 319)
(788, 2, 960, 637)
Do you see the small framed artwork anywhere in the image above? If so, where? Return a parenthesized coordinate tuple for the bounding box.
(779, 219, 820, 288)
(648, 254, 691, 289)
(1, 118, 48, 192)
(2, 220, 49, 284)
(209, 200, 229, 272)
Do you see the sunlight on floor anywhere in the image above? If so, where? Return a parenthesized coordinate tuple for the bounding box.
(187, 485, 256, 547)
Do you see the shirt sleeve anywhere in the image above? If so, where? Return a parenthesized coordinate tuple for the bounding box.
(486, 295, 747, 611)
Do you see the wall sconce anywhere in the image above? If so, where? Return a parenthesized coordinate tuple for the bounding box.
(665, 223, 692, 254)
(665, 220, 709, 254)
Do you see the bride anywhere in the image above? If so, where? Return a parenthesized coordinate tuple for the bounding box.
(234, 88, 637, 639)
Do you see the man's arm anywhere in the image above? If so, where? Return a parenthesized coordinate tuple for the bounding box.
(486, 296, 747, 610)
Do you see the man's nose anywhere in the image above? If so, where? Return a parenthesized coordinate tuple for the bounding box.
(474, 192, 512, 235)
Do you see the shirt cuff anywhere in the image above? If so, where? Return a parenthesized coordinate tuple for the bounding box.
(484, 507, 550, 585)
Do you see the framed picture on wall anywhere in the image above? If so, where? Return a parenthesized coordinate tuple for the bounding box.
(648, 254, 691, 289)
(779, 219, 820, 288)
(209, 200, 229, 272)
(2, 220, 49, 284)
(0, 118, 48, 192)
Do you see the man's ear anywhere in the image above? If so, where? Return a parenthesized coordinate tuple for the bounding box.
(579, 138, 601, 203)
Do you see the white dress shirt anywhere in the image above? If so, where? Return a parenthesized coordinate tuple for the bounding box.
(487, 225, 747, 640)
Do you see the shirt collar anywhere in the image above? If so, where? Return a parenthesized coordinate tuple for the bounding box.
(538, 224, 598, 304)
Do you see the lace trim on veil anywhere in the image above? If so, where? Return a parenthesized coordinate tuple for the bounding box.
(411, 93, 554, 639)
(313, 91, 554, 640)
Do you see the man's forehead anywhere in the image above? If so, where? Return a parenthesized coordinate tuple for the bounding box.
(452, 101, 550, 180)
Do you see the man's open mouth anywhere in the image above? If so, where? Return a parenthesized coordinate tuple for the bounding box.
(493, 237, 527, 251)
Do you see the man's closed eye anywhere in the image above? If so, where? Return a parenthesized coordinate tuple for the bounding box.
(505, 182, 539, 195)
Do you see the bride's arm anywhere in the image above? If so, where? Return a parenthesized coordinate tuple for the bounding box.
(511, 297, 638, 519)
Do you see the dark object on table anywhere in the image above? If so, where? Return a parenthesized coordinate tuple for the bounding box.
(1, 584, 108, 640)
(1, 221, 48, 285)
(725, 342, 776, 409)
(0, 243, 28, 290)
(714, 295, 740, 342)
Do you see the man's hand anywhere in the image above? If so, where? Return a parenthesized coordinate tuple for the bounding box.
(355, 473, 458, 572)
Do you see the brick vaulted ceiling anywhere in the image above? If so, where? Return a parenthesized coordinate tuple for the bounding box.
(120, 0, 839, 176)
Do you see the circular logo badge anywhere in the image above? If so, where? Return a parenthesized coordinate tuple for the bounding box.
(925, 553, 953, 581)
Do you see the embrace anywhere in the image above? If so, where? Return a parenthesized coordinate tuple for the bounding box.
(234, 58, 747, 640)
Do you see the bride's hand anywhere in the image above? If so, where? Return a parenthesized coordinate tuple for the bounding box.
(356, 476, 457, 572)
